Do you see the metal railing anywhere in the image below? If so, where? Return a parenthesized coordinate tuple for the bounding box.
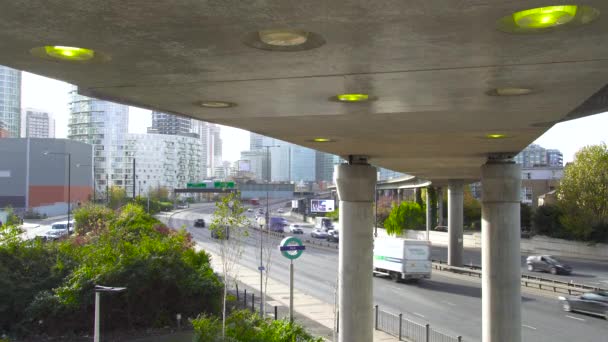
(375, 305, 462, 342)
(432, 260, 607, 295)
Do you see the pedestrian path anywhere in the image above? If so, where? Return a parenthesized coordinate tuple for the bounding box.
(198, 243, 400, 342)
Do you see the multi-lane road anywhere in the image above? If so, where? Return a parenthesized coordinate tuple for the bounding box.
(164, 204, 607, 342)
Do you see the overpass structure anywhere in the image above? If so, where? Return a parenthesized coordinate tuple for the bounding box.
(2, 2, 607, 341)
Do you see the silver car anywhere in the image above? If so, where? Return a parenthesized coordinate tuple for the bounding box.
(288, 224, 304, 234)
(559, 291, 608, 319)
(311, 228, 328, 239)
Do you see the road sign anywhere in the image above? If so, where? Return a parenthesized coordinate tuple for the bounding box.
(279, 236, 305, 260)
(258, 266, 265, 271)
(187, 182, 207, 188)
(214, 181, 235, 189)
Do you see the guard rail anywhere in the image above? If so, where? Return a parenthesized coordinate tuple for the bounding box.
(431, 260, 607, 295)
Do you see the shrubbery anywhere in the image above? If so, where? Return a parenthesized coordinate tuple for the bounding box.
(191, 310, 323, 342)
(0, 204, 222, 338)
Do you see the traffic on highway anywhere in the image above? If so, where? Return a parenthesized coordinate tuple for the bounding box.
(157, 202, 608, 342)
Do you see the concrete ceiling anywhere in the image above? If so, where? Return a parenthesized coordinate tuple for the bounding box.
(1, 1, 607, 182)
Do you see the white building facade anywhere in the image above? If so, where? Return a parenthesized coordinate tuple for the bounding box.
(22, 108, 55, 138)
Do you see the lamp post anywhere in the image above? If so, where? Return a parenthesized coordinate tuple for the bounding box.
(44, 151, 72, 233)
(94, 285, 127, 342)
(260, 144, 279, 315)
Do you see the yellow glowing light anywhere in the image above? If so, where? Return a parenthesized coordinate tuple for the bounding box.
(486, 134, 507, 139)
(513, 6, 578, 29)
(44, 46, 95, 61)
(312, 138, 332, 143)
(336, 94, 370, 102)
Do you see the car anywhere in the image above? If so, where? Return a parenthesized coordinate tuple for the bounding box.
(434, 225, 448, 232)
(211, 226, 230, 239)
(41, 221, 72, 241)
(288, 224, 304, 234)
(194, 218, 206, 228)
(247, 208, 254, 212)
(311, 228, 329, 239)
(526, 255, 572, 275)
(176, 203, 189, 209)
(327, 229, 339, 242)
(277, 208, 284, 213)
(559, 291, 608, 319)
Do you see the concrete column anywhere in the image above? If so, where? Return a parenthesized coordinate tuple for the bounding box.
(447, 181, 464, 266)
(425, 188, 432, 240)
(436, 187, 443, 226)
(335, 160, 376, 342)
(481, 159, 522, 342)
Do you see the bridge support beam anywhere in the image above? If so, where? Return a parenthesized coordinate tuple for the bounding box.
(335, 158, 376, 342)
(448, 180, 464, 266)
(425, 188, 432, 240)
(481, 156, 521, 342)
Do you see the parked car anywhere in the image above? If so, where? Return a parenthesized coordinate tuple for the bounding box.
(194, 218, 206, 228)
(434, 226, 448, 232)
(559, 291, 608, 319)
(327, 229, 339, 242)
(211, 226, 230, 239)
(311, 228, 329, 239)
(41, 221, 72, 241)
(288, 224, 304, 234)
(526, 255, 572, 275)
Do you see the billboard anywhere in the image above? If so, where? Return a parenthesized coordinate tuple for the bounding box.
(310, 199, 335, 213)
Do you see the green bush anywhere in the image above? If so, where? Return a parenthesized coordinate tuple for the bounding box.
(192, 310, 323, 342)
(0, 204, 222, 338)
(72, 204, 114, 235)
(384, 201, 425, 236)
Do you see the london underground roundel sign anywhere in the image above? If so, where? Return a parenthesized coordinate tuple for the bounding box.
(279, 236, 306, 260)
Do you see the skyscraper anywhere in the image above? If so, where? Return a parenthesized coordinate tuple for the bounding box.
(0, 66, 21, 138)
(290, 145, 316, 182)
(316, 151, 341, 182)
(514, 144, 563, 168)
(22, 108, 55, 138)
(192, 120, 222, 178)
(150, 111, 191, 135)
(68, 88, 129, 193)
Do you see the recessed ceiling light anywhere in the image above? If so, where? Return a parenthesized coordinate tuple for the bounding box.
(311, 138, 333, 143)
(486, 133, 507, 139)
(497, 5, 599, 33)
(44, 46, 95, 61)
(243, 30, 325, 51)
(486, 87, 533, 96)
(259, 30, 308, 47)
(330, 93, 377, 103)
(198, 101, 236, 108)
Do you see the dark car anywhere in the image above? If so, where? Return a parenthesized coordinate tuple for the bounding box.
(211, 226, 229, 239)
(526, 255, 572, 275)
(327, 229, 339, 243)
(194, 218, 206, 228)
(559, 291, 608, 319)
(434, 226, 448, 232)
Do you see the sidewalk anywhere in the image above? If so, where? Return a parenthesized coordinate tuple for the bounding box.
(198, 243, 399, 342)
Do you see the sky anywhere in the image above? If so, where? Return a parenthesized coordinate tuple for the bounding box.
(21, 72, 607, 164)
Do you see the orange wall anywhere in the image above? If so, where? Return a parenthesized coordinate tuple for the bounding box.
(29, 185, 92, 208)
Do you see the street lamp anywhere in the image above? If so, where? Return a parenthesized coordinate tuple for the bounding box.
(260, 144, 279, 315)
(94, 285, 127, 342)
(44, 151, 72, 233)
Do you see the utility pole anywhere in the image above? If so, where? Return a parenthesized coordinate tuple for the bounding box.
(132, 158, 136, 199)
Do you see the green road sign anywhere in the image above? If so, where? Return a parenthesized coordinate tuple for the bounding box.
(279, 237, 306, 260)
(187, 183, 207, 188)
(214, 181, 235, 188)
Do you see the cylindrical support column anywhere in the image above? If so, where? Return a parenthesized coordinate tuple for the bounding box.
(425, 188, 432, 240)
(335, 162, 376, 342)
(481, 160, 522, 342)
(436, 187, 444, 226)
(448, 180, 464, 266)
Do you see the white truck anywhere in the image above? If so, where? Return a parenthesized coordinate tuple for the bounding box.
(314, 217, 334, 231)
(373, 238, 432, 282)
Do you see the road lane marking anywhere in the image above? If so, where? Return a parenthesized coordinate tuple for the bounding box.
(565, 315, 585, 322)
(522, 325, 537, 330)
(441, 300, 456, 306)
(413, 312, 426, 318)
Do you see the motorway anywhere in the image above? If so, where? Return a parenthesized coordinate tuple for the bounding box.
(164, 203, 607, 342)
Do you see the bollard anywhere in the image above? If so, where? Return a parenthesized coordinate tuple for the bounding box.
(425, 323, 430, 342)
(336, 311, 339, 333)
(374, 305, 379, 330)
(398, 313, 402, 341)
(274, 306, 278, 320)
(251, 293, 255, 312)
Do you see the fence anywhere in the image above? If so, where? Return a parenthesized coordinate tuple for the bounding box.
(375, 305, 462, 342)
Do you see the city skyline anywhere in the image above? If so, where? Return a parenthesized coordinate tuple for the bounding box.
(20, 71, 608, 166)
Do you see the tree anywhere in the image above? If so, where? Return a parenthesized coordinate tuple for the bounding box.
(463, 187, 481, 230)
(108, 186, 127, 209)
(326, 207, 339, 221)
(558, 143, 608, 241)
(72, 204, 114, 235)
(209, 193, 249, 336)
(383, 201, 425, 236)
